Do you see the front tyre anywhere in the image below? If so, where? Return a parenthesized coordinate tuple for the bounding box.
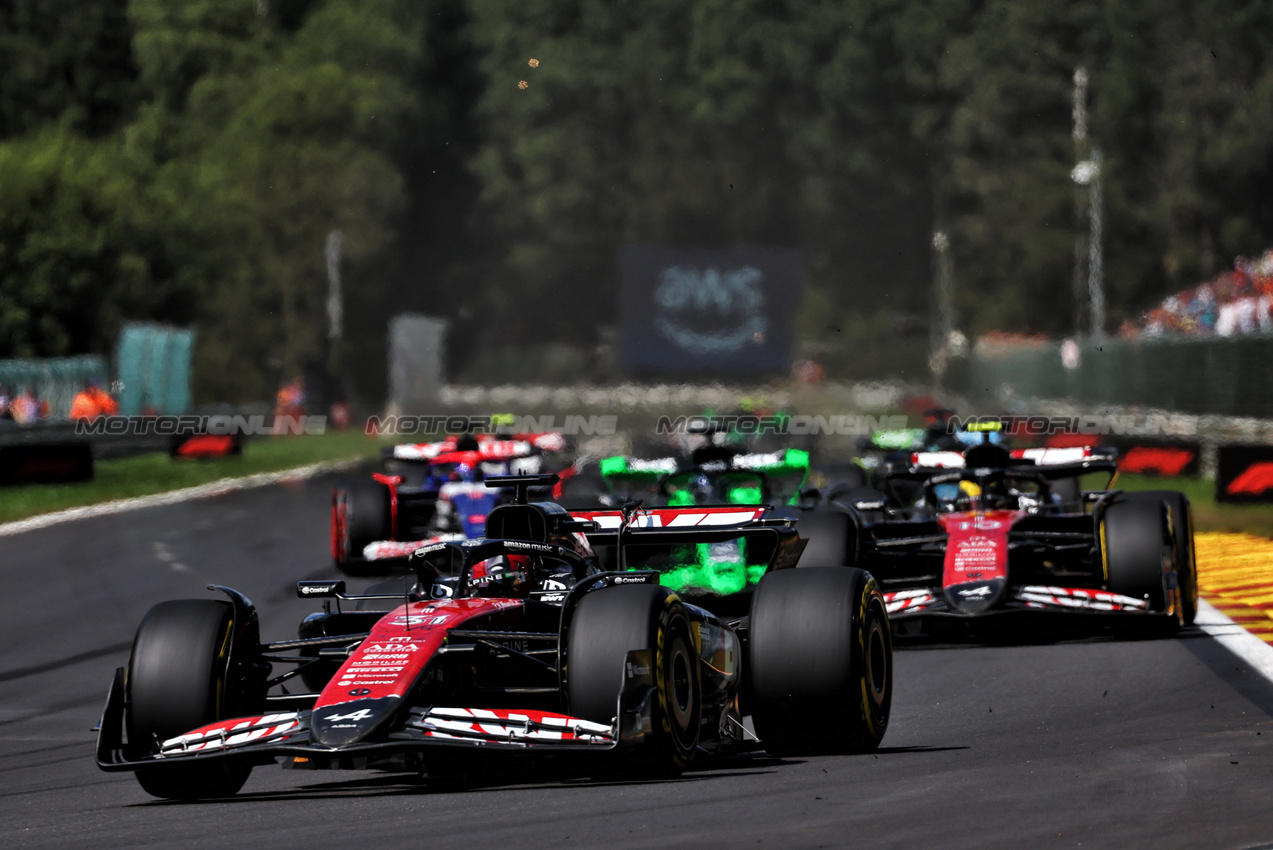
(567, 584, 701, 775)
(1102, 495, 1180, 631)
(1127, 490, 1197, 625)
(332, 480, 391, 575)
(126, 599, 253, 799)
(749, 567, 892, 755)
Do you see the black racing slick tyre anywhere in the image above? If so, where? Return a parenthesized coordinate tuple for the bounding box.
(567, 585, 701, 775)
(1102, 495, 1179, 629)
(1129, 490, 1198, 626)
(795, 509, 855, 568)
(332, 479, 391, 574)
(125, 600, 253, 799)
(749, 567, 892, 756)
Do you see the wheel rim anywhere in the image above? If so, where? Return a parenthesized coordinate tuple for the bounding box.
(865, 608, 889, 707)
(334, 493, 351, 562)
(668, 636, 694, 732)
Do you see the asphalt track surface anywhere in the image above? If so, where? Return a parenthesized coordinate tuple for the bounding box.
(4, 473, 1273, 849)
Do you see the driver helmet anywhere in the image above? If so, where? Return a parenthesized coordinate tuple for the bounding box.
(469, 554, 530, 597)
(954, 479, 982, 511)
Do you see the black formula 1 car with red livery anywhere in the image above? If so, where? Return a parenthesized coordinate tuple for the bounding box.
(98, 475, 893, 799)
(798, 437, 1197, 634)
(331, 433, 573, 574)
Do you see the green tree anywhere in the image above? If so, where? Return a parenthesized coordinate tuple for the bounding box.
(0, 128, 193, 357)
(0, 0, 138, 138)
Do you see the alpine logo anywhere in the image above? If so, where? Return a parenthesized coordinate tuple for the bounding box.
(324, 708, 374, 723)
(957, 585, 993, 598)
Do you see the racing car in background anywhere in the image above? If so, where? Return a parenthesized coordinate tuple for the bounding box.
(594, 445, 812, 595)
(331, 432, 573, 574)
(797, 427, 1197, 633)
(852, 407, 1006, 483)
(97, 474, 892, 800)
(599, 444, 811, 511)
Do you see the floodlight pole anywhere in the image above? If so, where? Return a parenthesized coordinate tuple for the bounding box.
(1087, 149, 1104, 340)
(326, 229, 344, 345)
(1072, 67, 1089, 336)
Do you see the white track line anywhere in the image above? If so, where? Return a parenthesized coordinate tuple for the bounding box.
(1195, 599, 1273, 684)
(0, 458, 363, 538)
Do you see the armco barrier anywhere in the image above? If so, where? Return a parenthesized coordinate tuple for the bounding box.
(0, 443, 93, 485)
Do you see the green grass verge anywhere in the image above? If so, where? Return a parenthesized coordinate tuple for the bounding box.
(0, 431, 382, 524)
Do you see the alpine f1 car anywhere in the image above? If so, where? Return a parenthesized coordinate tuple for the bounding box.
(331, 432, 572, 574)
(797, 435, 1198, 632)
(97, 474, 893, 800)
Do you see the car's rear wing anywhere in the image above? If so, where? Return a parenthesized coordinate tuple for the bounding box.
(598, 449, 810, 501)
(569, 506, 806, 572)
(887, 456, 1118, 485)
(909, 445, 1117, 470)
(390, 434, 566, 463)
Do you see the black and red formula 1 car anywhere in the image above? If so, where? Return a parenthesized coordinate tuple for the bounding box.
(97, 475, 893, 800)
(797, 438, 1198, 633)
(331, 433, 573, 574)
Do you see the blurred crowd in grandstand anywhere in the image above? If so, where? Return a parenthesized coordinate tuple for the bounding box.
(1128, 248, 1273, 337)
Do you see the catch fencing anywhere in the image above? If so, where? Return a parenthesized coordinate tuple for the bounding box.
(947, 334, 1273, 419)
(115, 323, 195, 416)
(0, 355, 108, 419)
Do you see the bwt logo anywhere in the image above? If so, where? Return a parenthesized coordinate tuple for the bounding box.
(654, 266, 768, 354)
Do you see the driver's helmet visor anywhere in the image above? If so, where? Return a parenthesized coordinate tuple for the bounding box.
(934, 479, 982, 509)
(468, 554, 531, 597)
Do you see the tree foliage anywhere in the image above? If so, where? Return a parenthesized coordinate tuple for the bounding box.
(2, 0, 1273, 396)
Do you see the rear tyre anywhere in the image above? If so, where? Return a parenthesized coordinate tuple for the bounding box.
(126, 600, 254, 799)
(332, 479, 391, 574)
(568, 585, 701, 776)
(1128, 490, 1197, 625)
(1102, 495, 1179, 630)
(795, 509, 854, 568)
(749, 567, 891, 755)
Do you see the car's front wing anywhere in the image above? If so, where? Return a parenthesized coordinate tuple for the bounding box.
(882, 585, 1152, 618)
(97, 650, 656, 772)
